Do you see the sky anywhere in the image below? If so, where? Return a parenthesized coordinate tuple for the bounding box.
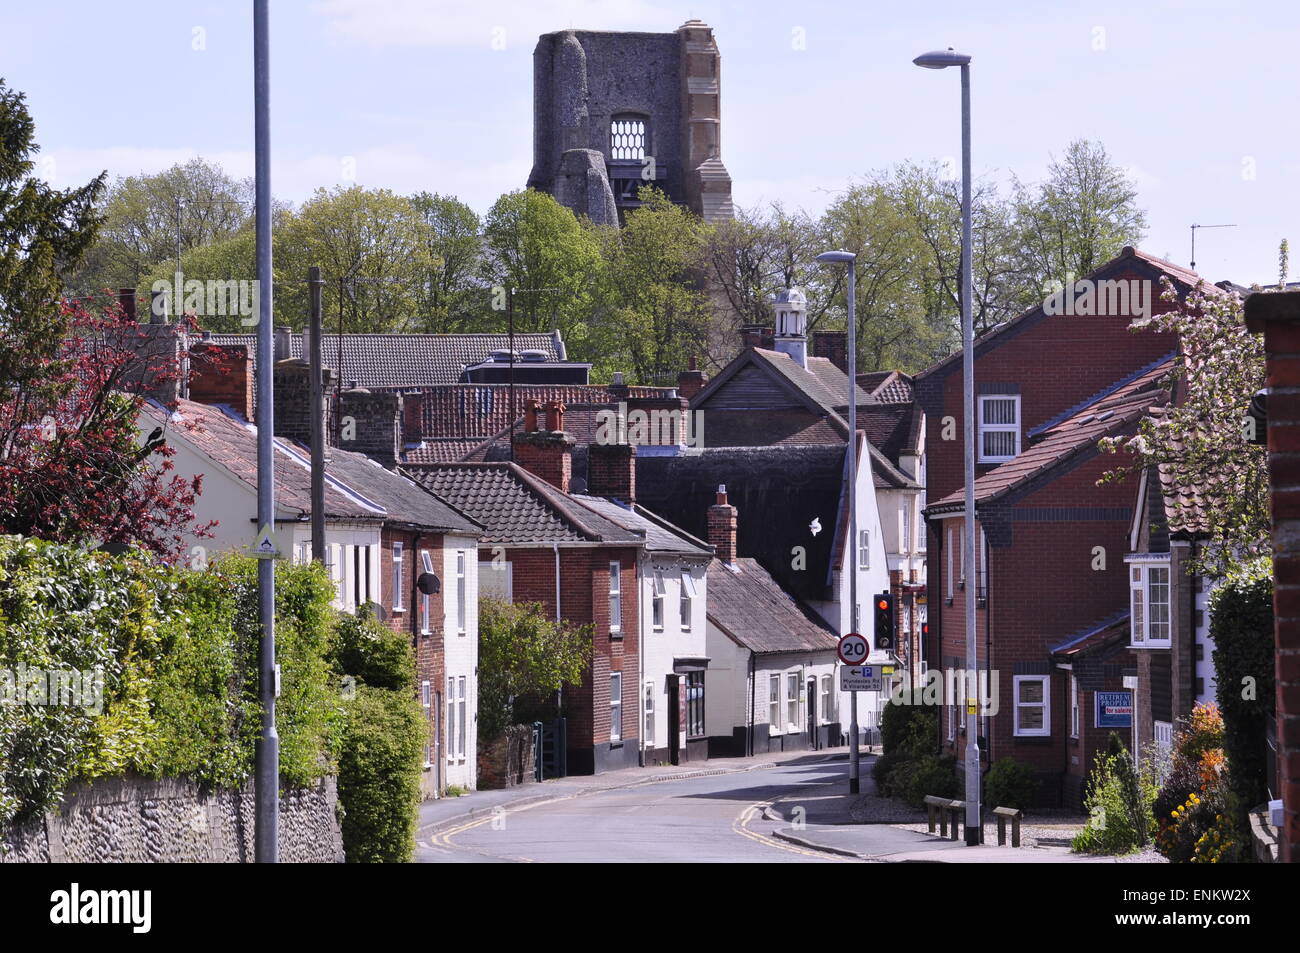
(2, 0, 1296, 286)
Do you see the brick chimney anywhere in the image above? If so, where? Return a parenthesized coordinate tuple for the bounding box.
(118, 288, 137, 323)
(812, 330, 848, 373)
(708, 484, 738, 564)
(608, 372, 630, 402)
(740, 325, 774, 350)
(401, 390, 423, 446)
(588, 442, 636, 503)
(338, 384, 402, 469)
(677, 355, 707, 401)
(624, 392, 689, 448)
(273, 358, 335, 449)
(190, 342, 254, 421)
(512, 398, 574, 492)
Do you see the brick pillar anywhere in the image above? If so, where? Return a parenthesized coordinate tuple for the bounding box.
(1245, 289, 1300, 863)
(708, 484, 737, 564)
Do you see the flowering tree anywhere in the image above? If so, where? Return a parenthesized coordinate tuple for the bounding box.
(1100, 256, 1284, 571)
(0, 79, 211, 558)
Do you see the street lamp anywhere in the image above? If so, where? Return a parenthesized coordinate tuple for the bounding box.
(913, 45, 981, 846)
(815, 249, 860, 795)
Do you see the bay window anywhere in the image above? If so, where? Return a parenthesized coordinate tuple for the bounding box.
(1129, 558, 1172, 647)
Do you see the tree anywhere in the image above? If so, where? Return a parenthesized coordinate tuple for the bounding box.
(408, 191, 485, 333)
(479, 188, 602, 343)
(1100, 275, 1269, 571)
(274, 186, 431, 334)
(596, 187, 714, 384)
(0, 79, 105, 402)
(477, 599, 592, 742)
(1013, 139, 1146, 299)
(69, 157, 253, 294)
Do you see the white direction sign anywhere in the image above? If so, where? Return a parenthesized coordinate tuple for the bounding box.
(837, 632, 869, 666)
(840, 665, 884, 693)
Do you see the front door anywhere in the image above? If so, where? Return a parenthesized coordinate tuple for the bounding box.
(667, 676, 681, 766)
(807, 678, 819, 750)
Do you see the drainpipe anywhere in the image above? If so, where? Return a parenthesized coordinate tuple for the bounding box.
(553, 542, 562, 718)
(749, 650, 756, 758)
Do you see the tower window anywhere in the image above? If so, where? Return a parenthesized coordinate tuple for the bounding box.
(610, 117, 646, 161)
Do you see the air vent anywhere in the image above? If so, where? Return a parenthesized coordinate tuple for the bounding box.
(490, 349, 520, 362)
(520, 349, 548, 363)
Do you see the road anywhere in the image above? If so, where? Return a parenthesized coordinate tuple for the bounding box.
(417, 759, 857, 863)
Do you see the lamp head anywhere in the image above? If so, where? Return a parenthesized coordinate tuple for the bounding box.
(815, 250, 856, 265)
(913, 47, 971, 69)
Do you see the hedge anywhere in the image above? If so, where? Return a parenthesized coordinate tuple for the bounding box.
(0, 537, 341, 827)
(1209, 557, 1274, 815)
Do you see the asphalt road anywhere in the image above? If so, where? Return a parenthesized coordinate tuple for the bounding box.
(417, 759, 856, 863)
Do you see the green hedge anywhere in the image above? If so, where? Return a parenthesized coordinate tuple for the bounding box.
(0, 537, 341, 827)
(1210, 558, 1274, 814)
(879, 701, 937, 758)
(985, 757, 1040, 811)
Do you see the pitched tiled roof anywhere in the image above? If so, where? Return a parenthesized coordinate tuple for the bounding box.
(753, 349, 875, 415)
(862, 370, 914, 405)
(413, 384, 665, 440)
(571, 496, 712, 557)
(405, 462, 641, 545)
(707, 558, 839, 654)
(929, 357, 1175, 511)
(860, 401, 923, 466)
(209, 332, 561, 389)
(142, 399, 479, 533)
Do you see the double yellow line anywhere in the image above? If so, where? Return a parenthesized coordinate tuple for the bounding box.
(732, 801, 850, 862)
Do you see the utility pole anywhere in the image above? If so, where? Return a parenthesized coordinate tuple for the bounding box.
(309, 266, 326, 565)
(252, 0, 278, 864)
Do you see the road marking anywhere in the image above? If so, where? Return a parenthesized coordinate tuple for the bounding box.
(732, 801, 849, 862)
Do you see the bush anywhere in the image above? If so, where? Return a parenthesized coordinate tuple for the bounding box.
(0, 540, 341, 827)
(330, 606, 416, 692)
(894, 755, 960, 809)
(1210, 559, 1274, 815)
(1072, 741, 1147, 855)
(879, 701, 937, 758)
(336, 685, 426, 863)
(872, 752, 906, 797)
(1152, 704, 1247, 862)
(984, 758, 1039, 811)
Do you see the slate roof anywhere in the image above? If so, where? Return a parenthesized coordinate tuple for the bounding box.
(142, 399, 480, 534)
(570, 495, 712, 557)
(707, 558, 839, 654)
(406, 462, 641, 545)
(208, 332, 561, 389)
(636, 446, 848, 601)
(929, 357, 1174, 511)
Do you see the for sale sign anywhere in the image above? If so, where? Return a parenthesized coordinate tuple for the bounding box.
(1095, 690, 1133, 728)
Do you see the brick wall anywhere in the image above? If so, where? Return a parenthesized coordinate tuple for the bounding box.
(1245, 290, 1300, 863)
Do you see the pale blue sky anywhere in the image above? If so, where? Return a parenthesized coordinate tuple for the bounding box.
(2, 0, 1295, 285)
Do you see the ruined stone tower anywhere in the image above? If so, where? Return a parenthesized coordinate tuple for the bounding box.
(527, 19, 734, 226)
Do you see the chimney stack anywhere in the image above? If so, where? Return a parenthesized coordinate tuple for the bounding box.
(190, 342, 254, 421)
(512, 399, 575, 492)
(337, 384, 402, 469)
(588, 442, 636, 503)
(677, 355, 707, 401)
(812, 330, 848, 373)
(274, 326, 293, 362)
(118, 288, 137, 323)
(150, 289, 168, 325)
(273, 358, 336, 449)
(608, 371, 630, 402)
(739, 325, 773, 350)
(708, 484, 738, 564)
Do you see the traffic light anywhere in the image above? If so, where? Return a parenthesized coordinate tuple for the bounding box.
(873, 592, 894, 651)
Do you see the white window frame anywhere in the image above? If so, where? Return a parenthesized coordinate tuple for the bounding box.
(680, 570, 696, 631)
(420, 550, 434, 634)
(858, 529, 870, 570)
(456, 551, 467, 635)
(1128, 558, 1172, 648)
(446, 677, 456, 765)
(610, 672, 622, 742)
(609, 561, 622, 636)
(644, 681, 655, 747)
(651, 570, 665, 631)
(391, 541, 404, 611)
(786, 671, 800, 729)
(1070, 674, 1080, 738)
(978, 394, 1021, 463)
(820, 674, 832, 724)
(421, 681, 432, 767)
(457, 676, 467, 760)
(947, 697, 956, 741)
(900, 502, 912, 555)
(768, 674, 781, 733)
(1013, 675, 1051, 737)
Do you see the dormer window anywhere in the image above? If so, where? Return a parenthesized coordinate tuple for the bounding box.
(1128, 557, 1171, 648)
(978, 395, 1020, 463)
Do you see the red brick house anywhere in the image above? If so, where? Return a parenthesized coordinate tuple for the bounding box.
(915, 246, 1208, 807)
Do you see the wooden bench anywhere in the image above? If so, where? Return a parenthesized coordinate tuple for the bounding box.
(924, 796, 964, 840)
(993, 806, 1023, 847)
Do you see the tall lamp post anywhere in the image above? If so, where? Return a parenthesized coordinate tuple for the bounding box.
(913, 46, 980, 845)
(815, 250, 859, 794)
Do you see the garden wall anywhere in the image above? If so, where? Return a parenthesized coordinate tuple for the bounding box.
(0, 773, 343, 863)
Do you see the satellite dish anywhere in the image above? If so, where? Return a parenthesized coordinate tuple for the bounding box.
(417, 572, 441, 595)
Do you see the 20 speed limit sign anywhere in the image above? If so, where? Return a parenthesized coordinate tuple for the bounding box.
(837, 633, 869, 665)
